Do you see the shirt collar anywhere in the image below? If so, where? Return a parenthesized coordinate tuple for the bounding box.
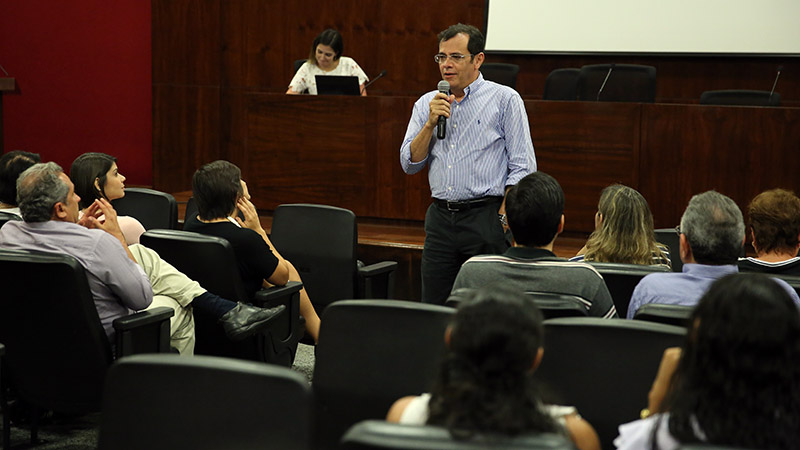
(227, 216, 241, 228)
(459, 72, 485, 101)
(681, 263, 738, 277)
(505, 246, 558, 260)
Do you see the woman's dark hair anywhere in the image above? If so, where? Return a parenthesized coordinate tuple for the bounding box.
(0, 150, 41, 206)
(308, 28, 343, 64)
(427, 285, 558, 437)
(192, 160, 244, 221)
(70, 152, 117, 209)
(661, 273, 800, 449)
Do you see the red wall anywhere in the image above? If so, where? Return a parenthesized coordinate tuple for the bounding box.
(0, 1, 152, 185)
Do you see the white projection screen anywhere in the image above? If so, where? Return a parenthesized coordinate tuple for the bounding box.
(485, 0, 800, 55)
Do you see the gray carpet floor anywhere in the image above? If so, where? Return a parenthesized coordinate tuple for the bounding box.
(1, 344, 316, 449)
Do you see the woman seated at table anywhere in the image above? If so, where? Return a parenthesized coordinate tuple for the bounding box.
(387, 285, 600, 450)
(286, 28, 368, 96)
(615, 273, 800, 449)
(572, 184, 670, 267)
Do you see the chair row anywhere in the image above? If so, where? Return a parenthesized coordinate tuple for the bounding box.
(543, 65, 781, 106)
(89, 299, 686, 449)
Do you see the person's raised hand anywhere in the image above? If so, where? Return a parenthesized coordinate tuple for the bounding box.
(235, 196, 264, 232)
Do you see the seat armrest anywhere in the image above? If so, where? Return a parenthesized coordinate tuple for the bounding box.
(253, 281, 304, 364)
(253, 281, 303, 308)
(113, 307, 174, 357)
(357, 261, 398, 299)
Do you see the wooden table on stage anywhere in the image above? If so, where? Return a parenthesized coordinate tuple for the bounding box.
(234, 94, 800, 233)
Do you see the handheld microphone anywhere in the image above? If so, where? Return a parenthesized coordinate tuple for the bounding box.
(436, 80, 450, 140)
(768, 65, 783, 101)
(360, 69, 387, 94)
(596, 63, 615, 101)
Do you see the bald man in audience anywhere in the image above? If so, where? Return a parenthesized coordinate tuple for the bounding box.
(628, 190, 800, 318)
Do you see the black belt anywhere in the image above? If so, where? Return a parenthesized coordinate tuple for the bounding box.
(433, 196, 502, 212)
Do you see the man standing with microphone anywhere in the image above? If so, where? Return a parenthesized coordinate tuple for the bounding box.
(400, 23, 536, 304)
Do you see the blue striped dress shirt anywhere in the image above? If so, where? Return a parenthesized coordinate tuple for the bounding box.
(400, 73, 536, 201)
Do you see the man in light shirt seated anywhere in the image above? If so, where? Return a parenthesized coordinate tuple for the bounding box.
(628, 190, 800, 319)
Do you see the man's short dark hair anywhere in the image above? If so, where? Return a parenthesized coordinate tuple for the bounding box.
(192, 160, 244, 221)
(0, 150, 41, 206)
(438, 23, 485, 56)
(505, 172, 564, 247)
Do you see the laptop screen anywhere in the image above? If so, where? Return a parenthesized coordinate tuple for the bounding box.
(315, 75, 361, 96)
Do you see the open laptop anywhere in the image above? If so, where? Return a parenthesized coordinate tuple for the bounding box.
(316, 75, 361, 96)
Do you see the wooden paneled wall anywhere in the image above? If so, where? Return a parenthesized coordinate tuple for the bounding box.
(152, 0, 799, 195)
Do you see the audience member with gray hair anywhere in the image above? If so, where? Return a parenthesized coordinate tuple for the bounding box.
(0, 162, 285, 354)
(627, 190, 800, 318)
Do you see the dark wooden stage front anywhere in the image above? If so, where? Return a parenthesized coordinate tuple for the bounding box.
(158, 93, 800, 230)
(159, 95, 800, 300)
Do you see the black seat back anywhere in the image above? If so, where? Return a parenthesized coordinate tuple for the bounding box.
(481, 63, 520, 89)
(112, 187, 178, 230)
(0, 249, 112, 413)
(700, 89, 781, 107)
(341, 420, 576, 450)
(526, 291, 590, 319)
(633, 303, 694, 327)
(313, 300, 454, 449)
(99, 354, 313, 450)
(140, 229, 300, 365)
(654, 228, 682, 273)
(576, 64, 657, 102)
(543, 68, 579, 100)
(588, 262, 670, 317)
(536, 317, 685, 449)
(271, 203, 358, 312)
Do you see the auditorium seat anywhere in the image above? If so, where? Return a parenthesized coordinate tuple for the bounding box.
(0, 342, 7, 450)
(576, 64, 656, 102)
(587, 262, 670, 317)
(633, 303, 693, 327)
(446, 289, 588, 319)
(99, 354, 313, 450)
(294, 58, 306, 74)
(140, 229, 304, 366)
(700, 89, 781, 107)
(542, 68, 579, 100)
(341, 420, 576, 450)
(112, 187, 178, 230)
(313, 300, 453, 449)
(536, 317, 685, 449)
(0, 248, 173, 446)
(481, 63, 520, 89)
(270, 203, 397, 314)
(654, 228, 682, 273)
